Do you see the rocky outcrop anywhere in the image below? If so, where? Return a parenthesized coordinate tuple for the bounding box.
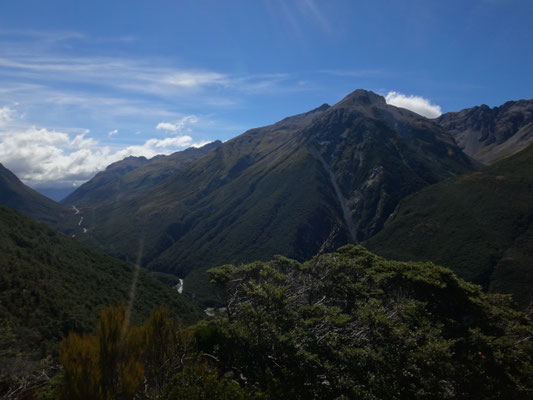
(437, 99, 533, 164)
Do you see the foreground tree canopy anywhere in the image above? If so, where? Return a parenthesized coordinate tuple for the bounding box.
(49, 246, 533, 399)
(206, 245, 533, 399)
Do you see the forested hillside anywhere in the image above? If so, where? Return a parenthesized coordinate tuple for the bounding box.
(37, 246, 533, 399)
(366, 143, 533, 307)
(0, 205, 203, 395)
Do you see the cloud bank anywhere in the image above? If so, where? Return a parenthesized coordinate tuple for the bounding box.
(0, 112, 206, 188)
(385, 91, 442, 118)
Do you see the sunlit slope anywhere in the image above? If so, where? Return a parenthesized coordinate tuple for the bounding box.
(0, 205, 203, 357)
(366, 143, 533, 307)
(75, 90, 473, 302)
(62, 140, 222, 207)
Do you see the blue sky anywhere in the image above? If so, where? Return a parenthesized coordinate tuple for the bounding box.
(0, 0, 532, 189)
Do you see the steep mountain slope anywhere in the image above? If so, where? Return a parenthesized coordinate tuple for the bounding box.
(0, 163, 70, 226)
(75, 90, 474, 303)
(0, 205, 203, 360)
(366, 143, 533, 307)
(437, 99, 533, 164)
(62, 140, 222, 207)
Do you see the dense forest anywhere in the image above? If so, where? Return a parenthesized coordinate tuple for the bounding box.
(6, 246, 532, 399)
(0, 206, 203, 398)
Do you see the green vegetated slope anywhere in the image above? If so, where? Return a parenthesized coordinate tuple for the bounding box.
(62, 140, 222, 207)
(366, 143, 533, 307)
(0, 205, 203, 361)
(70, 90, 474, 304)
(37, 246, 533, 399)
(200, 245, 533, 399)
(0, 163, 71, 227)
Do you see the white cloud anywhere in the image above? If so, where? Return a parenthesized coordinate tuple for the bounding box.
(385, 91, 442, 118)
(0, 106, 15, 126)
(0, 41, 301, 106)
(108, 129, 118, 137)
(0, 112, 207, 188)
(71, 130, 97, 148)
(156, 115, 198, 132)
(190, 140, 211, 148)
(162, 72, 228, 88)
(145, 135, 193, 148)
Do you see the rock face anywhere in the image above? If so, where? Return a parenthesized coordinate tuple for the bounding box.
(301, 89, 471, 242)
(437, 99, 533, 164)
(69, 89, 473, 303)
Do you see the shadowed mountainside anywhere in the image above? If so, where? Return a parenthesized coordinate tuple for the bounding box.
(0, 163, 71, 227)
(366, 142, 533, 307)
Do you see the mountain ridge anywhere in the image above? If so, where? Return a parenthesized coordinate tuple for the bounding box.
(64, 89, 474, 304)
(62, 140, 222, 207)
(437, 98, 533, 164)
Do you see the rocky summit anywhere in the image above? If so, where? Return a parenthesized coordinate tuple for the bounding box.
(437, 99, 533, 164)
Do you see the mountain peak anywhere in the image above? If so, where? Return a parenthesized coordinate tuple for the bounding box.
(339, 89, 386, 107)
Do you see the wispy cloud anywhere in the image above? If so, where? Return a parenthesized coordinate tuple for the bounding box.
(385, 91, 442, 118)
(297, 0, 332, 35)
(0, 105, 15, 126)
(0, 51, 305, 125)
(0, 29, 319, 188)
(156, 115, 198, 133)
(265, 0, 333, 38)
(0, 38, 302, 99)
(0, 54, 230, 95)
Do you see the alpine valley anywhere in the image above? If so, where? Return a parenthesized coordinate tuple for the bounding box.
(57, 89, 477, 303)
(2, 89, 533, 399)
(3, 90, 533, 306)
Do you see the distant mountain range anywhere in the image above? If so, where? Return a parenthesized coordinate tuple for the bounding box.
(437, 99, 533, 164)
(62, 140, 222, 207)
(1, 90, 532, 307)
(34, 186, 76, 202)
